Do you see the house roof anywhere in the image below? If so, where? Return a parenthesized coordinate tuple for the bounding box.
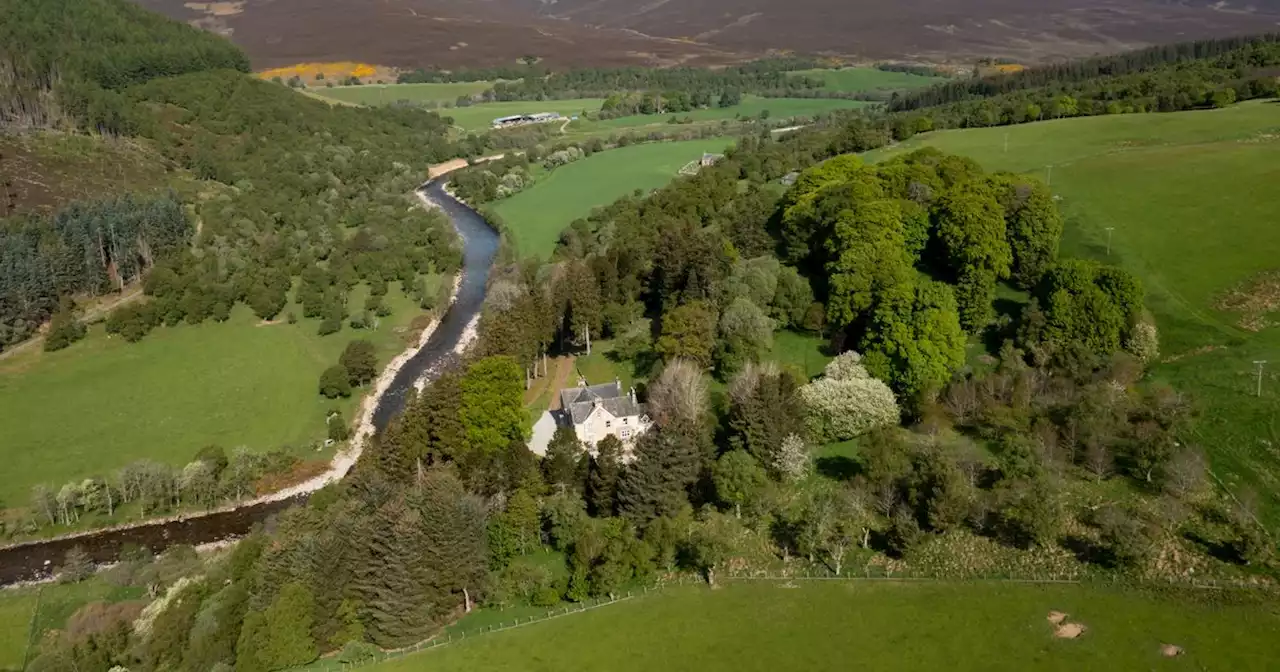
(560, 381, 645, 425)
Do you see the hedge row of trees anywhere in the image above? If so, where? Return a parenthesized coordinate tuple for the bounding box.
(9, 446, 301, 539)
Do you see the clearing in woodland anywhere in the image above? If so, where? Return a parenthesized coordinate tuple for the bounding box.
(865, 101, 1280, 524)
(488, 137, 735, 259)
(367, 581, 1280, 671)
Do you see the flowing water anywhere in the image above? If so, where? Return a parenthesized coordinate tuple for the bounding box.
(0, 181, 498, 585)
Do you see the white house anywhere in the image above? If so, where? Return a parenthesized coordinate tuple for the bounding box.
(557, 379, 651, 452)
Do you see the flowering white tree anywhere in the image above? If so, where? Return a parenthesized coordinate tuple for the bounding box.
(772, 433, 811, 482)
(800, 351, 899, 443)
(1125, 320, 1159, 363)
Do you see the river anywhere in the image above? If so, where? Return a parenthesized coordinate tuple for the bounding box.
(0, 180, 499, 586)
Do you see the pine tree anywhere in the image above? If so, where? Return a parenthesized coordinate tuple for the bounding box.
(617, 421, 701, 523)
(587, 435, 623, 516)
(261, 583, 318, 668)
(340, 340, 378, 386)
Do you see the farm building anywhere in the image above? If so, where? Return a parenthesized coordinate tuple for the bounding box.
(491, 112, 563, 129)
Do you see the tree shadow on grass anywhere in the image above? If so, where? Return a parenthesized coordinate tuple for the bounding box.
(815, 455, 861, 481)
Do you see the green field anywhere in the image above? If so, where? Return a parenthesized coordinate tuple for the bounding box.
(488, 138, 735, 259)
(0, 281, 435, 510)
(866, 102, 1280, 523)
(0, 589, 36, 671)
(583, 96, 871, 131)
(369, 581, 1280, 671)
(438, 99, 605, 132)
(313, 81, 500, 106)
(789, 66, 949, 92)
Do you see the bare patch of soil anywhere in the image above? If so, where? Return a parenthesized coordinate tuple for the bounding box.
(1215, 270, 1280, 331)
(1047, 610, 1068, 625)
(1161, 643, 1184, 657)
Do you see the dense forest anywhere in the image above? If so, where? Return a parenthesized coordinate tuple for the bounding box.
(0, 0, 473, 353)
(0, 0, 249, 133)
(0, 194, 190, 349)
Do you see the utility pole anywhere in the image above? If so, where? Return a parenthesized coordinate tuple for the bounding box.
(1046, 164, 1053, 186)
(1104, 227, 1115, 256)
(584, 325, 591, 356)
(1254, 361, 1267, 397)
(1003, 132, 1009, 154)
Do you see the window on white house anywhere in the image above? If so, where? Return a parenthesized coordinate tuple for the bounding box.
(605, 420, 612, 428)
(621, 428, 632, 440)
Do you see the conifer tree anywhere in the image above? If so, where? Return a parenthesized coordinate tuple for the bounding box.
(587, 435, 624, 516)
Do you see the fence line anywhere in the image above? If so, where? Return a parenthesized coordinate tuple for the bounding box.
(298, 569, 1271, 670)
(306, 591, 642, 671)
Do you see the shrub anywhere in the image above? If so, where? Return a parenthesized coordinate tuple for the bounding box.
(1125, 319, 1159, 363)
(319, 365, 352, 398)
(800, 352, 900, 443)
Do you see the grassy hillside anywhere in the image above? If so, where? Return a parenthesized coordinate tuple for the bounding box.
(368, 581, 1280, 671)
(488, 138, 734, 259)
(0, 280, 438, 510)
(865, 101, 1280, 522)
(789, 66, 949, 92)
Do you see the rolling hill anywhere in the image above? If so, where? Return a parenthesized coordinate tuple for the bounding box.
(134, 0, 1280, 70)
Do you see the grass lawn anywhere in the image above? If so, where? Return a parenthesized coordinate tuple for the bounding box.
(0, 589, 37, 671)
(0, 576, 145, 670)
(865, 101, 1280, 523)
(0, 280, 435, 510)
(436, 99, 604, 132)
(488, 138, 736, 259)
(766, 330, 831, 381)
(310, 81, 500, 106)
(368, 580, 1280, 671)
(789, 67, 949, 92)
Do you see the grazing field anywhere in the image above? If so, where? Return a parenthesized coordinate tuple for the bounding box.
(438, 99, 605, 132)
(865, 101, 1280, 523)
(370, 581, 1280, 671)
(311, 81, 501, 106)
(584, 96, 871, 131)
(0, 589, 36, 671)
(0, 281, 436, 508)
(789, 66, 949, 92)
(488, 138, 734, 259)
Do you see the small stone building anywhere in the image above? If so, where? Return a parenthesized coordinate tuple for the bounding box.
(558, 379, 651, 451)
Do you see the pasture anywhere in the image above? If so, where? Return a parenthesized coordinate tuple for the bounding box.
(369, 581, 1280, 671)
(311, 81, 500, 106)
(582, 96, 871, 131)
(488, 138, 735, 259)
(0, 280, 437, 509)
(438, 99, 605, 132)
(789, 66, 949, 92)
(865, 102, 1280, 523)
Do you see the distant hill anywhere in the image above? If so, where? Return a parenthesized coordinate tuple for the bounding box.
(134, 0, 1280, 69)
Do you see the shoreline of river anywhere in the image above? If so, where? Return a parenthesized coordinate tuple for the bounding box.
(0, 182, 469, 556)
